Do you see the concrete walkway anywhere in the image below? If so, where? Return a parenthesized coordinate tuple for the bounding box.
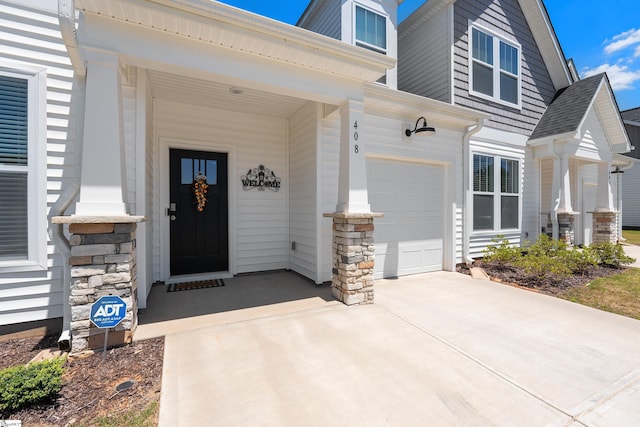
(158, 271, 640, 426)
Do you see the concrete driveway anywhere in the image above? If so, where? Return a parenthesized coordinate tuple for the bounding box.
(158, 271, 640, 426)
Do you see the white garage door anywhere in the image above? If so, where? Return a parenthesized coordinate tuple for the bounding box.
(367, 159, 444, 278)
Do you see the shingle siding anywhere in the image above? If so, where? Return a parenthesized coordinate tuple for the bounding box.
(453, 0, 556, 135)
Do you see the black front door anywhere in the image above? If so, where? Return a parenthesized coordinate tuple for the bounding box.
(169, 149, 228, 275)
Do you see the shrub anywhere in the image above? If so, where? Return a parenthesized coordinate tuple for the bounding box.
(0, 357, 65, 414)
(517, 254, 572, 278)
(562, 247, 599, 275)
(590, 242, 636, 268)
(526, 234, 568, 258)
(483, 236, 522, 267)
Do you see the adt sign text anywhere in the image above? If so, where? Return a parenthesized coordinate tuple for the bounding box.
(90, 295, 127, 329)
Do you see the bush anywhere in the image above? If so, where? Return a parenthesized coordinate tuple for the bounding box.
(563, 248, 599, 275)
(590, 242, 636, 267)
(0, 357, 65, 413)
(526, 234, 568, 258)
(483, 236, 522, 266)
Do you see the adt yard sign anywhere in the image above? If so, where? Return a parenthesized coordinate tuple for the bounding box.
(90, 295, 126, 329)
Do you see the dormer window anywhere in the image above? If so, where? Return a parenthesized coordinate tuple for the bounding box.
(355, 5, 386, 54)
(469, 24, 521, 108)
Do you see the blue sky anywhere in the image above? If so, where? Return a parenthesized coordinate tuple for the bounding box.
(217, 0, 639, 111)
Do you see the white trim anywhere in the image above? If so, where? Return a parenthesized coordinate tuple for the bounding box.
(470, 151, 523, 234)
(0, 65, 47, 273)
(157, 137, 237, 283)
(467, 21, 522, 110)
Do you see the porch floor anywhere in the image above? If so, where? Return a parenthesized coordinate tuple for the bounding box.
(135, 270, 336, 340)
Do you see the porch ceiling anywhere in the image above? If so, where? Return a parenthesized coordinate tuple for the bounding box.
(147, 70, 308, 119)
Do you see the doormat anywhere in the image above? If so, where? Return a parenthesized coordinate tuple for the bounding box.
(167, 279, 225, 292)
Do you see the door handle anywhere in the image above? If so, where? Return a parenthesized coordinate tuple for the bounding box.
(170, 215, 176, 221)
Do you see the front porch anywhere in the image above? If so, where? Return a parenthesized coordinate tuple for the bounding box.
(135, 270, 335, 340)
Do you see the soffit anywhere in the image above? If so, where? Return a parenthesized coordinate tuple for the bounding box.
(75, 0, 395, 82)
(146, 69, 307, 119)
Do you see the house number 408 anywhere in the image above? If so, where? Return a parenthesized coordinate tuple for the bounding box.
(353, 121, 359, 153)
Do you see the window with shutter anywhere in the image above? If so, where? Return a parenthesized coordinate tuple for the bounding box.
(473, 154, 520, 231)
(0, 75, 28, 260)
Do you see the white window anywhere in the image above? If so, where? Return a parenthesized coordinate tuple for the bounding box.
(0, 66, 47, 271)
(355, 5, 386, 54)
(469, 25, 521, 108)
(473, 154, 520, 231)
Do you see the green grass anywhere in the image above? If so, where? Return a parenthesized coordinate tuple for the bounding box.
(72, 400, 159, 427)
(622, 229, 640, 246)
(560, 268, 640, 320)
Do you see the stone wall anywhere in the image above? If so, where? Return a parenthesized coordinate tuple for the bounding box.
(557, 212, 576, 246)
(324, 213, 381, 305)
(67, 222, 138, 353)
(592, 211, 618, 244)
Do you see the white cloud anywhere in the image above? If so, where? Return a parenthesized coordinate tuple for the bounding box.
(604, 28, 640, 55)
(582, 63, 640, 90)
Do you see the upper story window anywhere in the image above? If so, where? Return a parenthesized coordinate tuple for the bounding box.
(0, 66, 47, 271)
(469, 25, 521, 108)
(355, 5, 386, 54)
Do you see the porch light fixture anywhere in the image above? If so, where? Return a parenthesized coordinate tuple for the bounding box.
(405, 116, 435, 137)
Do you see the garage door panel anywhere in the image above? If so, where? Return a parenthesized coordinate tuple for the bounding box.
(367, 159, 444, 278)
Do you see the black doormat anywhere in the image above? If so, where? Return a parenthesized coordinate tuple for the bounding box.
(167, 279, 225, 292)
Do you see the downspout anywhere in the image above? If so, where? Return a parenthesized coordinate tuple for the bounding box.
(462, 118, 486, 264)
(55, 0, 85, 349)
(58, 0, 86, 77)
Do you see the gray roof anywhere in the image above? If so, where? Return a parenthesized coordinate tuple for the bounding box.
(529, 73, 605, 141)
(622, 107, 640, 122)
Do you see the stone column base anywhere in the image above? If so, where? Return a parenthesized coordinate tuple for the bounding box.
(52, 216, 145, 353)
(557, 212, 577, 246)
(323, 212, 383, 305)
(591, 211, 618, 244)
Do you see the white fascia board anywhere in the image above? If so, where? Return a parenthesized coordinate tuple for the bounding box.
(76, 0, 395, 82)
(527, 131, 576, 147)
(363, 83, 488, 129)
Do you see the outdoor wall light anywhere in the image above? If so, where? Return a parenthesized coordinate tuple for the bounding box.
(405, 116, 436, 137)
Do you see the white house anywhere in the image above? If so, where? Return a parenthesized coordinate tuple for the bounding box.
(0, 0, 630, 352)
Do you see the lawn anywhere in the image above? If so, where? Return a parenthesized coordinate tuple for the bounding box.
(622, 229, 640, 245)
(560, 268, 640, 320)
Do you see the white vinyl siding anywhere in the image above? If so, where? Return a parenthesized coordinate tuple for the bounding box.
(154, 100, 288, 276)
(288, 102, 319, 281)
(0, 0, 75, 326)
(622, 164, 640, 227)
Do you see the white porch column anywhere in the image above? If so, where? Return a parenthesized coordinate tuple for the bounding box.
(595, 161, 614, 211)
(335, 99, 370, 213)
(558, 154, 573, 212)
(75, 48, 127, 216)
(550, 149, 573, 240)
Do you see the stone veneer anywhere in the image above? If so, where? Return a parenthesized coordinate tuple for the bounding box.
(592, 211, 618, 244)
(557, 212, 577, 246)
(52, 216, 144, 354)
(323, 212, 382, 305)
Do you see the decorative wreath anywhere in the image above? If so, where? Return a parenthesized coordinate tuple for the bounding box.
(193, 172, 208, 212)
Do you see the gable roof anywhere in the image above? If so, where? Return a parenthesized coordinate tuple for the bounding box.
(529, 73, 631, 153)
(622, 107, 640, 123)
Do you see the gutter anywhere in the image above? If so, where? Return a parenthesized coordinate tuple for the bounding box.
(462, 119, 486, 264)
(58, 0, 86, 76)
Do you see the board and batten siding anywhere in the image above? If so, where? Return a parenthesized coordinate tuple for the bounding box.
(0, 0, 77, 326)
(320, 111, 340, 283)
(288, 102, 319, 281)
(297, 0, 341, 40)
(154, 100, 289, 276)
(452, 0, 557, 135)
(398, 2, 453, 103)
(520, 147, 539, 242)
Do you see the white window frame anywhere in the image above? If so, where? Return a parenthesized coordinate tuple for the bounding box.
(468, 22, 522, 109)
(472, 152, 522, 233)
(353, 3, 388, 55)
(0, 64, 48, 272)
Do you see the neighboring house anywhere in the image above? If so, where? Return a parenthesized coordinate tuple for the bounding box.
(398, 0, 631, 253)
(0, 0, 631, 350)
(621, 108, 640, 228)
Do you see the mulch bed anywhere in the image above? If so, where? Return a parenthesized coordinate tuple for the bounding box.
(0, 336, 164, 426)
(460, 262, 626, 295)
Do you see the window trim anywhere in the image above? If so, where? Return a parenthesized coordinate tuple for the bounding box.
(353, 2, 388, 55)
(0, 64, 48, 272)
(468, 22, 522, 109)
(472, 152, 522, 233)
